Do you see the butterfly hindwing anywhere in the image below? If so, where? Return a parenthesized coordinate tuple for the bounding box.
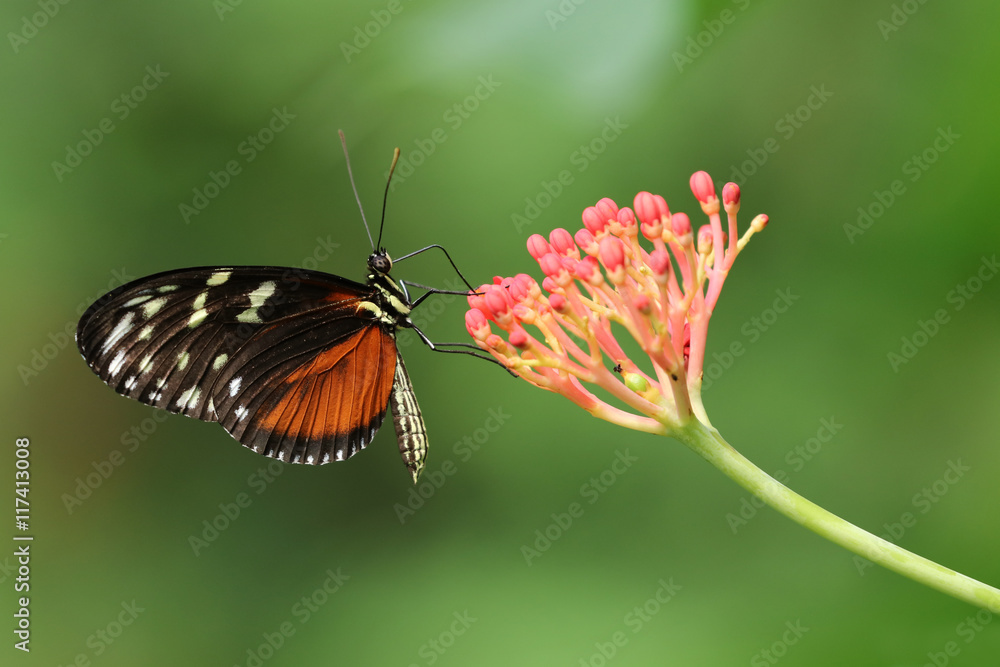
(211, 304, 398, 464)
(76, 265, 398, 464)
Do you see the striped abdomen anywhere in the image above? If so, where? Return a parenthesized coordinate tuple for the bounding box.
(390, 352, 427, 483)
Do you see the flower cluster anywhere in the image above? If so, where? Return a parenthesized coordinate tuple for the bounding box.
(465, 171, 768, 435)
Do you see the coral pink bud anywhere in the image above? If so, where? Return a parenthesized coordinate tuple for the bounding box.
(527, 234, 551, 261)
(485, 333, 506, 352)
(541, 276, 560, 294)
(516, 273, 541, 300)
(548, 293, 568, 313)
(574, 228, 598, 255)
(508, 276, 531, 303)
(467, 283, 492, 312)
(671, 212, 691, 237)
(598, 236, 625, 272)
(512, 303, 535, 324)
(549, 228, 578, 257)
(648, 249, 671, 283)
(484, 285, 512, 317)
(575, 256, 602, 286)
(689, 171, 716, 204)
(616, 207, 636, 229)
(509, 325, 529, 349)
(465, 309, 491, 341)
(633, 293, 651, 314)
(633, 191, 670, 226)
(722, 182, 740, 211)
(539, 253, 563, 278)
(697, 225, 714, 254)
(596, 198, 619, 222)
(582, 206, 607, 235)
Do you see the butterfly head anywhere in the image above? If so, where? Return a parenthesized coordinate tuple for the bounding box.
(368, 250, 393, 276)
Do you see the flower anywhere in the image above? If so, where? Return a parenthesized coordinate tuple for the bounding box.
(465, 171, 768, 435)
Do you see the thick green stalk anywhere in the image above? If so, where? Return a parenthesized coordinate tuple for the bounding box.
(676, 421, 1000, 611)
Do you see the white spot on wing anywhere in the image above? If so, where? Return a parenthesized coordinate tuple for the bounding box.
(335, 449, 346, 461)
(102, 313, 135, 353)
(138, 354, 154, 374)
(157, 285, 179, 293)
(124, 375, 137, 391)
(206, 270, 231, 286)
(234, 404, 248, 421)
(322, 452, 330, 464)
(142, 297, 169, 318)
(229, 376, 242, 397)
(124, 295, 152, 307)
(235, 281, 277, 324)
(108, 351, 127, 377)
(192, 291, 208, 310)
(176, 351, 190, 370)
(188, 309, 208, 327)
(176, 386, 201, 410)
(249, 281, 276, 306)
(212, 354, 228, 370)
(138, 324, 154, 340)
(236, 309, 262, 323)
(306, 454, 315, 464)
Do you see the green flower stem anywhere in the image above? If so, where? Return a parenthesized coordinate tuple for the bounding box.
(676, 420, 1000, 611)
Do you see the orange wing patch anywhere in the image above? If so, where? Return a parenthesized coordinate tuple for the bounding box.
(245, 325, 398, 464)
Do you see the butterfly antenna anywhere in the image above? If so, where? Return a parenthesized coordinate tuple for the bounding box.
(339, 129, 375, 251)
(377, 147, 401, 251)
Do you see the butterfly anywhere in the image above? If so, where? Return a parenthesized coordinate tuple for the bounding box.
(76, 133, 490, 483)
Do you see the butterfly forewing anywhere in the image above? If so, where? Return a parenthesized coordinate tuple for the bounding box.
(76, 265, 399, 464)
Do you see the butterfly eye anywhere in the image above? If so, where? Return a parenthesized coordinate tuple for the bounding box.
(370, 253, 392, 275)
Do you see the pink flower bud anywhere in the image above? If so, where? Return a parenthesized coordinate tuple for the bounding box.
(467, 283, 491, 313)
(548, 293, 568, 313)
(485, 284, 512, 317)
(508, 276, 531, 303)
(633, 293, 651, 314)
(539, 253, 564, 278)
(722, 182, 740, 210)
(582, 206, 607, 235)
(616, 207, 636, 229)
(697, 225, 714, 254)
(527, 234, 551, 261)
(516, 273, 541, 300)
(689, 171, 716, 204)
(541, 276, 559, 294)
(671, 212, 691, 237)
(575, 256, 603, 286)
(648, 249, 671, 284)
(485, 333, 506, 352)
(598, 236, 625, 272)
(509, 325, 529, 349)
(574, 228, 598, 255)
(634, 192, 669, 225)
(596, 197, 619, 222)
(549, 228, 578, 257)
(465, 309, 491, 341)
(512, 303, 535, 324)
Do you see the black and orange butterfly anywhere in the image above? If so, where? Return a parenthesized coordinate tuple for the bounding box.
(76, 133, 490, 483)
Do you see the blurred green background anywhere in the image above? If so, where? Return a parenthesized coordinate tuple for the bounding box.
(3, 1, 1000, 665)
